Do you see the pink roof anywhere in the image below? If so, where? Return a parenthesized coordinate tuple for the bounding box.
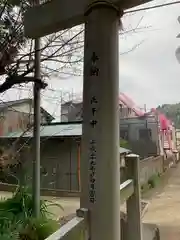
(119, 92, 144, 116)
(151, 108, 172, 130)
(118, 93, 173, 131)
(159, 114, 169, 130)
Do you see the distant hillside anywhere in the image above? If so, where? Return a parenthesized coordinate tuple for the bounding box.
(157, 103, 180, 128)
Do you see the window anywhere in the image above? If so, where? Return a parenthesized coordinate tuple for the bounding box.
(18, 116, 23, 129)
(119, 104, 123, 113)
(128, 108, 131, 115)
(24, 114, 30, 127)
(120, 129, 129, 140)
(0, 112, 4, 118)
(8, 126, 13, 133)
(139, 128, 152, 140)
(170, 131, 173, 140)
(0, 119, 4, 135)
(29, 114, 34, 123)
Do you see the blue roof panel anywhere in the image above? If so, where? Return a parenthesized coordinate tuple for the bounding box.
(0, 123, 130, 155)
(0, 123, 82, 138)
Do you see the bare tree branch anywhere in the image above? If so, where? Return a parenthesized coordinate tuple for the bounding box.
(0, 0, 149, 95)
(0, 76, 47, 93)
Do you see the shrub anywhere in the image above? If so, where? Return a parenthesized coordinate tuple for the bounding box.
(0, 185, 61, 239)
(141, 183, 150, 193)
(19, 218, 59, 240)
(120, 139, 130, 149)
(148, 174, 160, 189)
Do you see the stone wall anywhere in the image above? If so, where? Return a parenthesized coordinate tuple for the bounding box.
(120, 155, 165, 185)
(139, 156, 163, 185)
(0, 137, 176, 193)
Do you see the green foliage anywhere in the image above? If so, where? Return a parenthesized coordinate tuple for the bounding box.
(157, 103, 180, 128)
(120, 138, 130, 149)
(0, 185, 60, 239)
(141, 173, 162, 195)
(148, 174, 160, 189)
(0, 0, 27, 76)
(19, 218, 59, 240)
(141, 183, 150, 194)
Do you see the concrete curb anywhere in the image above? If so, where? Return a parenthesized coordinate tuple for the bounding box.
(120, 200, 150, 218)
(141, 200, 150, 218)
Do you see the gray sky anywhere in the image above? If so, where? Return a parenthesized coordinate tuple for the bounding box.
(2, 0, 180, 118)
(120, 0, 180, 109)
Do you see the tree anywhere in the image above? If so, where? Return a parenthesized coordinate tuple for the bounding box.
(157, 103, 180, 129)
(0, 0, 84, 76)
(0, 0, 26, 75)
(0, 0, 148, 94)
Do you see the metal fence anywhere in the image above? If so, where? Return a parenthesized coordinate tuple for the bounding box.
(45, 154, 143, 240)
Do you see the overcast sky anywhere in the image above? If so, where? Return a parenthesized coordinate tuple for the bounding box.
(2, 0, 180, 118)
(120, 0, 180, 109)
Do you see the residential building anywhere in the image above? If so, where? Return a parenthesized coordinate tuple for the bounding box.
(61, 92, 177, 158)
(0, 119, 176, 191)
(0, 98, 54, 136)
(61, 100, 82, 122)
(0, 122, 130, 191)
(61, 92, 140, 122)
(120, 109, 177, 158)
(118, 92, 144, 119)
(120, 115, 160, 158)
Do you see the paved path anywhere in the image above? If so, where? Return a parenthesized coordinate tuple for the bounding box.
(45, 196, 79, 220)
(143, 163, 180, 240)
(1, 164, 180, 239)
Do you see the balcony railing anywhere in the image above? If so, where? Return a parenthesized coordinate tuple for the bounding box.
(45, 154, 142, 240)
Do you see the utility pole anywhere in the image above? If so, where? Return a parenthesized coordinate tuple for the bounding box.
(144, 104, 146, 112)
(32, 0, 41, 217)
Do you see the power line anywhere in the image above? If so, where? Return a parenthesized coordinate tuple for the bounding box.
(125, 0, 180, 14)
(12, 86, 82, 103)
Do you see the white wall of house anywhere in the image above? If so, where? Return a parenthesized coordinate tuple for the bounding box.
(13, 102, 33, 114)
(120, 116, 160, 157)
(61, 102, 82, 122)
(0, 101, 51, 136)
(119, 104, 137, 119)
(10, 102, 49, 125)
(61, 101, 137, 122)
(120, 116, 159, 142)
(172, 126, 177, 150)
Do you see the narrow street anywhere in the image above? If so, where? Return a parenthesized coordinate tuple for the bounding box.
(46, 162, 180, 240)
(143, 162, 180, 240)
(1, 163, 180, 240)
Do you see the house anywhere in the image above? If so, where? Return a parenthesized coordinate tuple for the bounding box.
(0, 98, 54, 136)
(120, 115, 160, 158)
(120, 107, 177, 158)
(0, 95, 176, 191)
(176, 129, 180, 148)
(61, 92, 178, 158)
(61, 100, 82, 122)
(0, 122, 131, 192)
(61, 92, 140, 122)
(118, 92, 144, 119)
(148, 108, 177, 157)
